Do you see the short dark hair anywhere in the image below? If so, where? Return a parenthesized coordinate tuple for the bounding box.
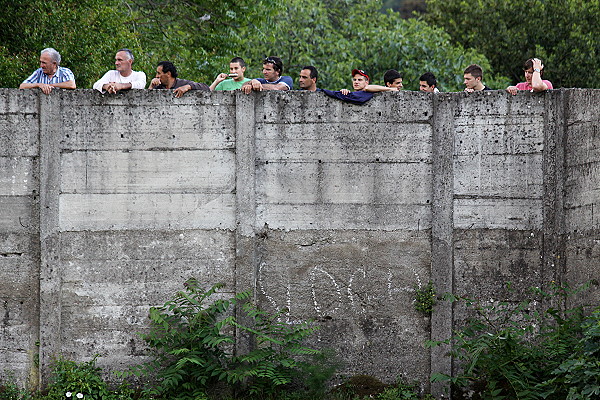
(230, 57, 246, 68)
(464, 64, 483, 79)
(419, 72, 437, 87)
(383, 69, 402, 85)
(264, 56, 284, 74)
(157, 61, 178, 78)
(301, 66, 318, 81)
(523, 58, 544, 76)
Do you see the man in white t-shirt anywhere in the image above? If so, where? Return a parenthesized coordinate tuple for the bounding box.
(93, 49, 146, 93)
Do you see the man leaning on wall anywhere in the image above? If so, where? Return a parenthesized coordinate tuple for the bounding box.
(463, 64, 492, 92)
(210, 57, 252, 91)
(383, 69, 403, 89)
(241, 56, 293, 94)
(148, 61, 210, 97)
(419, 72, 439, 93)
(321, 69, 375, 105)
(19, 48, 76, 94)
(93, 48, 146, 94)
(298, 66, 319, 92)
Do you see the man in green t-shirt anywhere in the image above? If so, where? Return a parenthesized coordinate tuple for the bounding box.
(210, 57, 251, 90)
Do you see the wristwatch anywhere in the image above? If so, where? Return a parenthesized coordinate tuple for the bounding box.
(533, 68, 541, 72)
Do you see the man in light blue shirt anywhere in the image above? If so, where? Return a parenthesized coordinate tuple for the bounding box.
(20, 48, 76, 94)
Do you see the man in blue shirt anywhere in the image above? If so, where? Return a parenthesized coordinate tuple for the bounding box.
(298, 66, 318, 92)
(241, 56, 293, 94)
(322, 69, 398, 105)
(20, 48, 76, 94)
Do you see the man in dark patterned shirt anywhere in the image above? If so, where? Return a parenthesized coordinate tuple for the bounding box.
(148, 61, 210, 97)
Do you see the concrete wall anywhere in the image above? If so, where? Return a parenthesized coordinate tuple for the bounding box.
(0, 88, 598, 396)
(563, 90, 600, 308)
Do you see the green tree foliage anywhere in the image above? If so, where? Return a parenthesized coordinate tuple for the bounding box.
(241, 0, 505, 91)
(382, 0, 427, 18)
(128, 0, 277, 85)
(425, 0, 600, 88)
(0, 0, 506, 91)
(0, 0, 143, 89)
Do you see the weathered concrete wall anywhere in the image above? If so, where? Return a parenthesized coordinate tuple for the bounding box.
(563, 90, 600, 308)
(0, 91, 40, 388)
(0, 88, 598, 397)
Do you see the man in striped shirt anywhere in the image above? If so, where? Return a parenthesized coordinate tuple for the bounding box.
(20, 48, 76, 94)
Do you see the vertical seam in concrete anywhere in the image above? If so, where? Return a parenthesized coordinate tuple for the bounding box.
(542, 90, 566, 297)
(234, 91, 257, 355)
(430, 93, 456, 399)
(32, 92, 42, 390)
(558, 90, 568, 281)
(38, 91, 63, 385)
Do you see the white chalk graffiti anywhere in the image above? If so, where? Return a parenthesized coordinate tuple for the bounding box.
(257, 263, 423, 318)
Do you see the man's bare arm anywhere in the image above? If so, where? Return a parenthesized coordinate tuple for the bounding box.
(19, 82, 54, 94)
(530, 58, 549, 92)
(210, 73, 228, 91)
(51, 80, 76, 89)
(365, 84, 397, 92)
(260, 83, 289, 91)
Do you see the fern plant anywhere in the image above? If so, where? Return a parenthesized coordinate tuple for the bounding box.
(135, 278, 322, 399)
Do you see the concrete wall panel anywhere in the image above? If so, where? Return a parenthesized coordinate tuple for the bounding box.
(58, 193, 235, 231)
(0, 197, 36, 232)
(255, 230, 431, 383)
(0, 90, 39, 157)
(257, 203, 430, 231)
(59, 91, 235, 151)
(562, 90, 600, 310)
(256, 122, 432, 162)
(454, 198, 543, 229)
(61, 150, 235, 194)
(254, 92, 431, 124)
(453, 229, 543, 299)
(257, 161, 431, 205)
(454, 154, 543, 198)
(0, 157, 36, 196)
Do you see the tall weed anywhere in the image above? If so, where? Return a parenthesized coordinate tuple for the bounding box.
(427, 282, 599, 399)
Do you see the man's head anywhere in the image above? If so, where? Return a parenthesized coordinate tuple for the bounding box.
(419, 72, 437, 92)
(523, 58, 544, 84)
(463, 64, 483, 90)
(115, 48, 134, 75)
(39, 48, 60, 76)
(156, 61, 177, 85)
(263, 56, 283, 82)
(352, 69, 369, 91)
(384, 69, 403, 89)
(299, 66, 318, 91)
(228, 57, 247, 81)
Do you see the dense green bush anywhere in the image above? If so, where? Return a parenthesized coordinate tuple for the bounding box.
(427, 282, 600, 399)
(44, 356, 109, 400)
(43, 356, 140, 400)
(133, 278, 325, 399)
(0, 371, 31, 400)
